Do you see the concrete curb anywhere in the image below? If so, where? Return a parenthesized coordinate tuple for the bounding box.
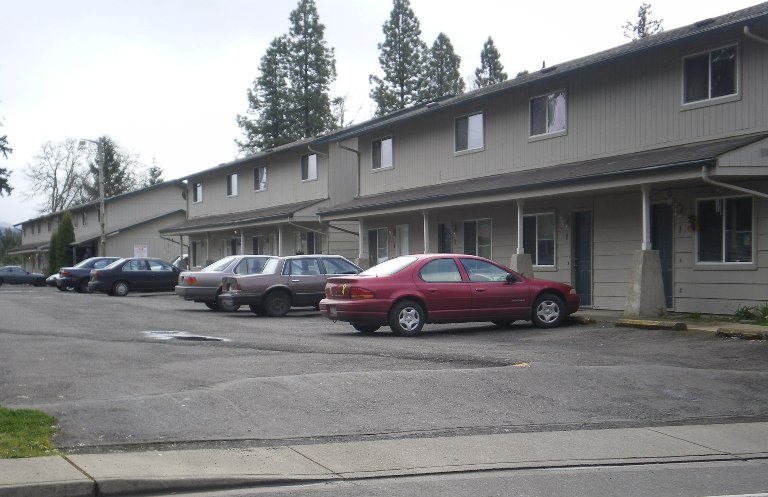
(2, 422, 767, 497)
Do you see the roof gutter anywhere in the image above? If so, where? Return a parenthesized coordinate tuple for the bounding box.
(744, 25, 768, 44)
(701, 165, 768, 199)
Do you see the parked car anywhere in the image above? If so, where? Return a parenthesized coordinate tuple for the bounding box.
(219, 254, 362, 317)
(88, 257, 181, 296)
(46, 274, 60, 287)
(319, 254, 580, 336)
(57, 257, 121, 293)
(176, 255, 276, 311)
(0, 266, 46, 287)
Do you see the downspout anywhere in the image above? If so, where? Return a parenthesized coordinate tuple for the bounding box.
(701, 166, 768, 199)
(744, 26, 768, 45)
(337, 141, 361, 198)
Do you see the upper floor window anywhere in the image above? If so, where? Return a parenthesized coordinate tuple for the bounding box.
(226, 173, 238, 197)
(372, 137, 393, 170)
(254, 166, 267, 191)
(455, 112, 483, 153)
(523, 213, 555, 266)
(81, 212, 87, 226)
(463, 218, 492, 259)
(530, 90, 567, 137)
(683, 45, 737, 104)
(47, 221, 52, 232)
(37, 222, 41, 233)
(301, 154, 317, 181)
(192, 182, 203, 203)
(697, 196, 752, 264)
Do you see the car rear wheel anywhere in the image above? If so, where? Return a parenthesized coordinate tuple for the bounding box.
(249, 304, 264, 315)
(205, 302, 219, 311)
(352, 323, 380, 334)
(111, 281, 130, 297)
(33, 278, 45, 287)
(76, 279, 90, 293)
(531, 293, 566, 328)
(388, 300, 425, 336)
(263, 291, 291, 317)
(57, 283, 68, 292)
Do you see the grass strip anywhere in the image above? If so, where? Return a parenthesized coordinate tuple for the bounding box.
(0, 406, 57, 458)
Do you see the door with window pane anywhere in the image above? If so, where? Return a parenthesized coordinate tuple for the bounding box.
(572, 212, 592, 307)
(651, 204, 673, 309)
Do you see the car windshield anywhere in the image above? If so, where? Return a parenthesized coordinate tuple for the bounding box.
(361, 256, 418, 276)
(201, 256, 238, 272)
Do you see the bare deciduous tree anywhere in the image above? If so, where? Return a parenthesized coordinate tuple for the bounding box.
(24, 138, 89, 214)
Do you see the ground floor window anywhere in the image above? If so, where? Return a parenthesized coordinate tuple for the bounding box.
(368, 227, 388, 265)
(252, 235, 270, 255)
(296, 231, 320, 255)
(523, 213, 555, 266)
(395, 224, 409, 257)
(463, 218, 492, 259)
(697, 196, 753, 263)
(229, 237, 241, 256)
(191, 241, 199, 267)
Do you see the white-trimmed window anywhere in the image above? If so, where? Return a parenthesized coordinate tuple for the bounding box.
(372, 137, 393, 170)
(192, 182, 203, 203)
(226, 173, 238, 197)
(81, 212, 87, 227)
(368, 227, 388, 265)
(455, 112, 483, 152)
(697, 196, 752, 263)
(530, 90, 567, 137)
(523, 213, 556, 266)
(301, 154, 317, 181)
(683, 45, 738, 104)
(254, 166, 267, 191)
(295, 231, 320, 254)
(463, 218, 492, 259)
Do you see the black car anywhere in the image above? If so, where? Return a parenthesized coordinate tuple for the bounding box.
(0, 266, 46, 287)
(58, 257, 121, 293)
(88, 257, 181, 296)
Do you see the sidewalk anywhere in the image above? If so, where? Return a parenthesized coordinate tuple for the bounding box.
(2, 422, 767, 497)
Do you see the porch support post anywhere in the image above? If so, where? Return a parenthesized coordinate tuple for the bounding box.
(422, 210, 430, 254)
(358, 217, 368, 268)
(624, 184, 666, 318)
(240, 229, 245, 255)
(205, 232, 210, 265)
(509, 199, 533, 277)
(278, 224, 284, 256)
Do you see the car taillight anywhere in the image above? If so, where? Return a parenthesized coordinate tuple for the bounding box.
(186, 276, 197, 285)
(92, 271, 101, 279)
(60, 270, 70, 277)
(227, 282, 241, 292)
(350, 287, 375, 299)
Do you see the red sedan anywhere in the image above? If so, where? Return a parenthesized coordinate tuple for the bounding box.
(319, 254, 580, 336)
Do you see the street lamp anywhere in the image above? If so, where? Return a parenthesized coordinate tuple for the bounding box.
(78, 138, 106, 256)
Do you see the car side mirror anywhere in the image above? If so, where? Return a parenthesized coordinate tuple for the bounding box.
(505, 273, 518, 284)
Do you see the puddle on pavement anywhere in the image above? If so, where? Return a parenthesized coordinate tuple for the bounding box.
(144, 331, 228, 342)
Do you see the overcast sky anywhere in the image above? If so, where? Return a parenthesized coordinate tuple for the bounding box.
(0, 0, 761, 225)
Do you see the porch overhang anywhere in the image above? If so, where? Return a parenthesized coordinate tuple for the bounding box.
(318, 134, 768, 221)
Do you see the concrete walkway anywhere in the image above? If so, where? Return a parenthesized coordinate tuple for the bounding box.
(2, 422, 767, 497)
(2, 312, 766, 497)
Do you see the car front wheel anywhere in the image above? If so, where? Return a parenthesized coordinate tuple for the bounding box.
(112, 281, 130, 297)
(263, 291, 291, 317)
(388, 300, 425, 336)
(531, 293, 566, 328)
(352, 323, 380, 334)
(76, 279, 90, 293)
(216, 294, 240, 312)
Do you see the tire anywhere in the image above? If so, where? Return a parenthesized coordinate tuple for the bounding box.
(57, 283, 69, 292)
(216, 294, 240, 312)
(388, 300, 425, 336)
(33, 278, 45, 287)
(263, 291, 291, 317)
(492, 321, 515, 328)
(249, 304, 264, 316)
(531, 293, 566, 328)
(76, 279, 90, 293)
(205, 302, 219, 311)
(352, 323, 380, 334)
(112, 280, 130, 297)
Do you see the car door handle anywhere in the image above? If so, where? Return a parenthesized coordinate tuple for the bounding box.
(475, 288, 486, 293)
(291, 279, 300, 282)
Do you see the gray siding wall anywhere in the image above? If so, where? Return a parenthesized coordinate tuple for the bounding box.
(187, 147, 329, 219)
(106, 211, 187, 261)
(355, 25, 767, 198)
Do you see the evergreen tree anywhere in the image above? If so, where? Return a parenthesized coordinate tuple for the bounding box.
(0, 228, 21, 265)
(56, 211, 75, 270)
(473, 37, 507, 88)
(83, 136, 139, 201)
(287, 0, 337, 138)
(236, 36, 294, 154)
(0, 121, 12, 197)
(48, 231, 59, 276)
(369, 0, 428, 116)
(145, 161, 163, 186)
(623, 3, 663, 40)
(421, 32, 465, 102)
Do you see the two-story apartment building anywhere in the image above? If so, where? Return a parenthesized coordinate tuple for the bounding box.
(12, 181, 187, 273)
(314, 3, 768, 316)
(159, 138, 358, 268)
(164, 3, 767, 316)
